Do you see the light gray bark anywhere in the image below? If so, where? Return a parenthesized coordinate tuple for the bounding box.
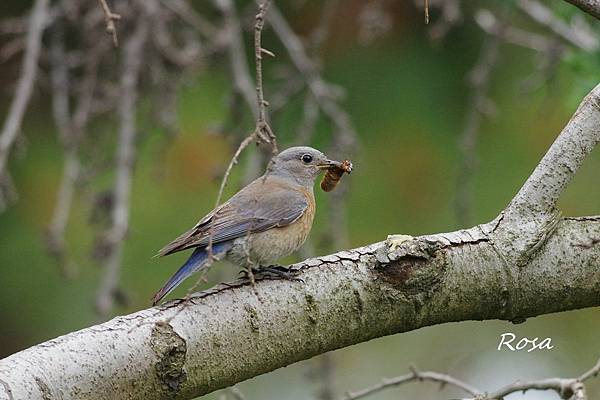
(0, 84, 599, 400)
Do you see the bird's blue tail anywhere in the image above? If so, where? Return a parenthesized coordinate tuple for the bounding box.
(152, 242, 231, 305)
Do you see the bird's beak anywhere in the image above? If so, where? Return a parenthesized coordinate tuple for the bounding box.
(317, 159, 343, 170)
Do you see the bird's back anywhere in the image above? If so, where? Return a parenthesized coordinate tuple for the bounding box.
(157, 174, 314, 258)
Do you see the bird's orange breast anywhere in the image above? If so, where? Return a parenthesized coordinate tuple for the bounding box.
(245, 188, 315, 264)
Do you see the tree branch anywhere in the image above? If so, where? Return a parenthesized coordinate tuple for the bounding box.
(345, 358, 600, 400)
(479, 357, 600, 399)
(97, 0, 121, 47)
(0, 0, 49, 184)
(343, 365, 481, 399)
(0, 216, 599, 399)
(0, 83, 599, 400)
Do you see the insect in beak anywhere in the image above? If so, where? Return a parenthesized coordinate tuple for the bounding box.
(319, 159, 353, 192)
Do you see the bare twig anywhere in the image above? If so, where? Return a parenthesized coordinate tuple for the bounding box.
(214, 135, 256, 218)
(345, 358, 600, 400)
(481, 357, 600, 400)
(0, 0, 49, 192)
(206, 0, 278, 256)
(97, 0, 121, 47)
(579, 358, 600, 381)
(343, 364, 481, 400)
(213, 0, 272, 187)
(253, 0, 278, 153)
(95, 5, 149, 317)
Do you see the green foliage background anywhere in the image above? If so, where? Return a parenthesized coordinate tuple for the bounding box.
(0, 1, 599, 398)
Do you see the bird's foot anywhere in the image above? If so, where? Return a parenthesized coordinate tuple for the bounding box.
(257, 265, 304, 283)
(238, 267, 257, 286)
(238, 265, 304, 283)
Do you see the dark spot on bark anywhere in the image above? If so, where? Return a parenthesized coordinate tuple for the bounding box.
(244, 303, 260, 332)
(150, 321, 187, 393)
(304, 293, 318, 324)
(353, 288, 364, 314)
(375, 255, 444, 296)
(34, 377, 52, 400)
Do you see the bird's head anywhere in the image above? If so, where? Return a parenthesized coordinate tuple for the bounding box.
(267, 146, 343, 187)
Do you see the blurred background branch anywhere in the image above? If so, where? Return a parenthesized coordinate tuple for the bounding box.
(345, 358, 600, 400)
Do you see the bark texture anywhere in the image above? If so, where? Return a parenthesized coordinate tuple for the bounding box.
(0, 83, 599, 400)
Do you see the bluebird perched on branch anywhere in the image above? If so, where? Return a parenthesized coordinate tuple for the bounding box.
(152, 146, 350, 305)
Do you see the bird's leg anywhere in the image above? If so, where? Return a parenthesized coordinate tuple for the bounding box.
(238, 265, 257, 286)
(257, 264, 304, 282)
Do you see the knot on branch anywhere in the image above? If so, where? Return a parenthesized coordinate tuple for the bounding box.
(150, 321, 187, 393)
(374, 235, 445, 295)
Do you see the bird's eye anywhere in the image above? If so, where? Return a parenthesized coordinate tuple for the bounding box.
(301, 154, 313, 164)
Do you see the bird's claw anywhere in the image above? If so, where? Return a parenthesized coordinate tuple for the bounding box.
(238, 265, 304, 283)
(260, 265, 304, 283)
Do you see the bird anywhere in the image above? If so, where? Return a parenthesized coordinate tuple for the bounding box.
(152, 146, 348, 305)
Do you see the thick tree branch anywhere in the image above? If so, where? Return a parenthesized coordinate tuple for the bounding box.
(0, 216, 599, 400)
(495, 83, 600, 262)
